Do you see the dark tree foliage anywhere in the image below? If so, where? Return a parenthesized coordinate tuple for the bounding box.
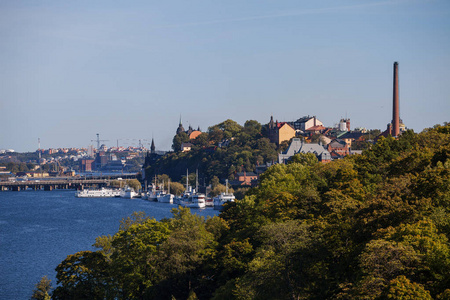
(172, 132, 190, 152)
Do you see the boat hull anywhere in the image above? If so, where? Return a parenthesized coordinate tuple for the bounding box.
(157, 193, 174, 204)
(120, 187, 138, 199)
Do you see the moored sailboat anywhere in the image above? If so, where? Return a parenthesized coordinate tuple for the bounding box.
(157, 180, 174, 203)
(175, 169, 206, 208)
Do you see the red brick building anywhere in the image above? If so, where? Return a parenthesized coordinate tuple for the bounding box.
(327, 139, 349, 158)
(80, 159, 95, 172)
(234, 172, 258, 186)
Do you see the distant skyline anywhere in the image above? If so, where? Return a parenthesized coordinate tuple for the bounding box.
(1, 0, 449, 152)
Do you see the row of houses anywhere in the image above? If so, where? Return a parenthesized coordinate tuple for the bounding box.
(229, 137, 363, 187)
(232, 115, 366, 186)
(267, 115, 361, 145)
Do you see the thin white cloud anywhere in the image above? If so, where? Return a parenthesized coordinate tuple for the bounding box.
(150, 0, 404, 29)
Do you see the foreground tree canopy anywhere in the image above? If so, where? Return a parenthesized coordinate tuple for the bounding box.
(42, 124, 449, 299)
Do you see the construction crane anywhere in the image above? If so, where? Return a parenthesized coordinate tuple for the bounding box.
(51, 160, 64, 176)
(91, 133, 109, 150)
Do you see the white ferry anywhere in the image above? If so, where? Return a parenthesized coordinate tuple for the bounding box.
(75, 188, 121, 198)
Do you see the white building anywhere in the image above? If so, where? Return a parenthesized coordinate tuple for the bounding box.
(293, 116, 323, 131)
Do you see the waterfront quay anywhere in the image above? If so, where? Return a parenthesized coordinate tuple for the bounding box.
(0, 174, 137, 191)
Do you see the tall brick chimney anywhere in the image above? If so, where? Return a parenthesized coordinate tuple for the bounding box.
(392, 62, 400, 137)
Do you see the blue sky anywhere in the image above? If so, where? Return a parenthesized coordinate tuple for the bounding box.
(1, 0, 449, 152)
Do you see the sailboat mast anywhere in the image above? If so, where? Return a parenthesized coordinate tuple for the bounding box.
(186, 169, 189, 192)
(226, 179, 229, 194)
(196, 169, 199, 193)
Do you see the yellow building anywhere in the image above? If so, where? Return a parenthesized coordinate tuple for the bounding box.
(275, 123, 296, 145)
(268, 116, 296, 145)
(26, 172, 50, 178)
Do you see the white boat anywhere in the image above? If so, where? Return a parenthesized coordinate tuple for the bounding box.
(174, 169, 205, 208)
(157, 192, 174, 203)
(187, 193, 206, 208)
(174, 193, 188, 205)
(205, 197, 213, 207)
(213, 180, 235, 210)
(141, 191, 149, 200)
(145, 180, 163, 202)
(157, 180, 174, 203)
(120, 186, 138, 199)
(174, 188, 191, 205)
(213, 193, 235, 210)
(174, 170, 189, 205)
(176, 192, 206, 209)
(146, 189, 159, 202)
(75, 187, 122, 198)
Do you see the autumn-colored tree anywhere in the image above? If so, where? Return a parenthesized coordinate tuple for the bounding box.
(31, 276, 52, 300)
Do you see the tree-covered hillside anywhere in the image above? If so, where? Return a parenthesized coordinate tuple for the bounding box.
(41, 123, 449, 299)
(145, 119, 278, 183)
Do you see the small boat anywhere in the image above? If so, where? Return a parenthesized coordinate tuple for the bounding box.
(157, 192, 174, 203)
(120, 186, 138, 199)
(75, 187, 122, 198)
(213, 193, 235, 210)
(173, 169, 205, 208)
(187, 193, 206, 208)
(176, 192, 206, 209)
(146, 189, 159, 202)
(205, 197, 213, 207)
(145, 178, 164, 202)
(213, 180, 235, 210)
(174, 193, 188, 205)
(157, 180, 174, 203)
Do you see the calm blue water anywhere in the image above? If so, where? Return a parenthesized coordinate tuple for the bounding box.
(0, 190, 218, 299)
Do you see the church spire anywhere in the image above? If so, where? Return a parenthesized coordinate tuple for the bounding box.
(176, 115, 185, 134)
(151, 138, 155, 154)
